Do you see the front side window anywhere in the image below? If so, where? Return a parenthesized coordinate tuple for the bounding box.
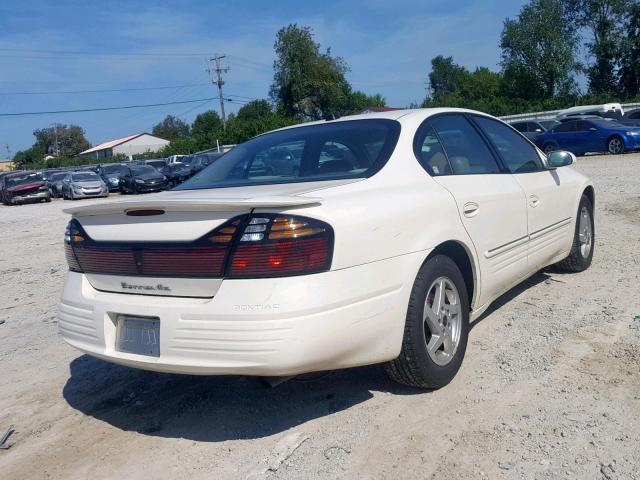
(176, 119, 400, 190)
(428, 114, 501, 175)
(512, 122, 527, 133)
(554, 122, 575, 133)
(472, 116, 544, 173)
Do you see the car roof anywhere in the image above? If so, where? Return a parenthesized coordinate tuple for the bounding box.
(268, 108, 496, 134)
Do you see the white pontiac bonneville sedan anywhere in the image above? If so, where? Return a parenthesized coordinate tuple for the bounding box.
(59, 108, 595, 388)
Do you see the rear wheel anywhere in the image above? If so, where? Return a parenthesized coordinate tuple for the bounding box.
(556, 194, 594, 272)
(386, 255, 470, 389)
(608, 136, 624, 155)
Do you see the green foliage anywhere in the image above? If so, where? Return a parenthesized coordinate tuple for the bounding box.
(191, 110, 223, 138)
(33, 124, 91, 158)
(500, 0, 579, 100)
(619, 2, 640, 96)
(151, 115, 190, 140)
(270, 24, 352, 120)
(344, 91, 387, 114)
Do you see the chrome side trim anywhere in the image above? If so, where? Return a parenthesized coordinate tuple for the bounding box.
(485, 217, 573, 259)
(485, 235, 529, 259)
(529, 217, 573, 240)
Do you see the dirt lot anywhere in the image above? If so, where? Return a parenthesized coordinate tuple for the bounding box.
(1, 154, 639, 480)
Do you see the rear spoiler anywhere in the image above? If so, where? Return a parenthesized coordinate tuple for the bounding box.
(64, 196, 322, 217)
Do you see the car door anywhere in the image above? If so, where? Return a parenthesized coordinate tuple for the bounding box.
(551, 121, 577, 151)
(471, 115, 576, 269)
(418, 114, 530, 306)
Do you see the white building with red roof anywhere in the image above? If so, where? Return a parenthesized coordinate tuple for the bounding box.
(79, 133, 170, 159)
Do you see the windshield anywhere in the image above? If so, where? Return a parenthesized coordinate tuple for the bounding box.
(72, 172, 99, 181)
(147, 161, 166, 168)
(592, 119, 625, 128)
(131, 165, 159, 175)
(176, 119, 401, 190)
(6, 173, 43, 187)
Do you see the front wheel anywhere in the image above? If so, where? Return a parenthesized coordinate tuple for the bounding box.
(386, 255, 470, 389)
(555, 194, 594, 272)
(608, 136, 624, 155)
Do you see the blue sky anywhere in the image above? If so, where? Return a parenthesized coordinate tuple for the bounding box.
(0, 0, 528, 155)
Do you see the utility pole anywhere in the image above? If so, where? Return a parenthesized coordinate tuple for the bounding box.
(208, 54, 230, 128)
(50, 123, 59, 157)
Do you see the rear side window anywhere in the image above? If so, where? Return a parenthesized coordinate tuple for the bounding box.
(512, 122, 527, 133)
(176, 119, 401, 190)
(413, 124, 452, 176)
(428, 114, 501, 175)
(472, 116, 544, 174)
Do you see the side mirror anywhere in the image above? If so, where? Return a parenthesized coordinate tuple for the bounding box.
(547, 150, 575, 169)
(535, 128, 543, 132)
(589, 127, 598, 131)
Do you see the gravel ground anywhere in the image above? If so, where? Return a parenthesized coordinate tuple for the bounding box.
(1, 154, 639, 480)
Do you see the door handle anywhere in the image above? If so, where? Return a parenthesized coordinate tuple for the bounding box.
(463, 202, 480, 218)
(529, 195, 540, 207)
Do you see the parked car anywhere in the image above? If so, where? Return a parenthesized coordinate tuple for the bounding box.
(145, 159, 191, 187)
(191, 152, 224, 174)
(62, 171, 109, 200)
(167, 154, 187, 165)
(619, 108, 640, 127)
(538, 120, 561, 131)
(536, 118, 640, 155)
(59, 108, 595, 389)
(119, 164, 168, 194)
(509, 120, 553, 143)
(1, 171, 51, 205)
(97, 163, 127, 192)
(557, 114, 604, 123)
(47, 171, 69, 197)
(556, 103, 624, 121)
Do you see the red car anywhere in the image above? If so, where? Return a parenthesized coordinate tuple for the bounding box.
(0, 171, 51, 205)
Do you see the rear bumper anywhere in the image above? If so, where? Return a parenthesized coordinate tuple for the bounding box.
(58, 251, 427, 376)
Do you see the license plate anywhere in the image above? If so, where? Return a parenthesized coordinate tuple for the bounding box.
(116, 316, 160, 357)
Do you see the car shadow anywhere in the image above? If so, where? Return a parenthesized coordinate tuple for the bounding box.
(63, 355, 425, 442)
(470, 270, 552, 329)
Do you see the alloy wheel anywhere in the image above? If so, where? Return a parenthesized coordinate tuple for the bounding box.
(608, 137, 623, 154)
(578, 205, 593, 258)
(423, 277, 463, 366)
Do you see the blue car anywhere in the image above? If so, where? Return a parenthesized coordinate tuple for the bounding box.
(536, 118, 640, 156)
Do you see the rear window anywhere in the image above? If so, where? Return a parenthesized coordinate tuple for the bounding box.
(176, 119, 401, 190)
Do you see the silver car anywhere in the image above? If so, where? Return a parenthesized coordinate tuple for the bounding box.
(62, 172, 109, 200)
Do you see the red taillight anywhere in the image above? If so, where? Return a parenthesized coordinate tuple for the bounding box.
(64, 214, 333, 279)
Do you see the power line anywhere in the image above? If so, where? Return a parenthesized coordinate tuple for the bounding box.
(0, 83, 211, 96)
(0, 47, 209, 57)
(0, 96, 249, 117)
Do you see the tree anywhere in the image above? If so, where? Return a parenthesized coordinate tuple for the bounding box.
(13, 145, 46, 168)
(32, 124, 91, 158)
(500, 0, 579, 100)
(428, 55, 469, 99)
(570, 0, 631, 94)
(191, 110, 223, 138)
(152, 115, 190, 140)
(235, 99, 273, 121)
(270, 24, 351, 120)
(344, 91, 386, 114)
(618, 2, 640, 97)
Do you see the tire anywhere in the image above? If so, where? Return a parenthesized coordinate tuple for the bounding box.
(607, 136, 624, 155)
(44, 196, 51, 203)
(543, 143, 557, 155)
(555, 194, 594, 272)
(386, 255, 470, 389)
